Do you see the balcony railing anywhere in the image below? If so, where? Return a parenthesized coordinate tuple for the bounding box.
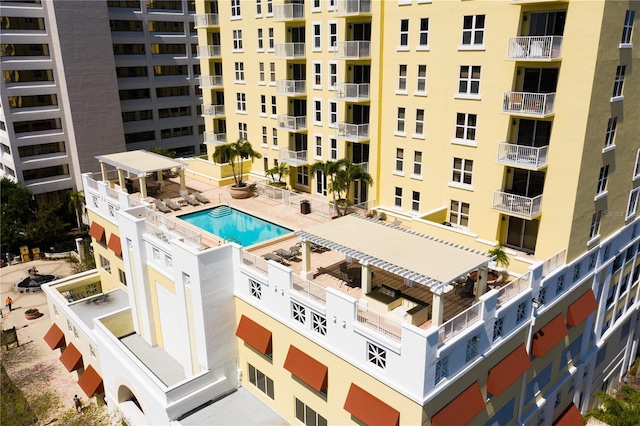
(193, 14, 219, 28)
(496, 273, 530, 308)
(492, 190, 543, 219)
(355, 162, 368, 172)
(334, 83, 370, 101)
(507, 36, 562, 60)
(199, 75, 223, 88)
(336, 122, 369, 140)
(276, 80, 306, 96)
(274, 43, 305, 59)
(334, 41, 370, 59)
(241, 251, 269, 275)
(203, 132, 227, 146)
(277, 115, 307, 131)
(273, 3, 304, 21)
(496, 142, 548, 170)
(438, 304, 481, 345)
(201, 104, 225, 117)
(503, 92, 555, 117)
(196, 45, 221, 58)
(356, 304, 402, 342)
(278, 148, 308, 166)
(335, 0, 372, 15)
(292, 275, 326, 305)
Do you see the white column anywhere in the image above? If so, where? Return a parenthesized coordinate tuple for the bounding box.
(179, 168, 186, 192)
(301, 241, 312, 279)
(117, 169, 126, 189)
(432, 291, 444, 326)
(475, 266, 488, 302)
(361, 263, 372, 294)
(139, 175, 147, 199)
(100, 162, 108, 181)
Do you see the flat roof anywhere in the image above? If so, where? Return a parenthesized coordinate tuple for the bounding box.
(120, 333, 186, 387)
(69, 289, 130, 330)
(297, 215, 491, 288)
(96, 150, 186, 176)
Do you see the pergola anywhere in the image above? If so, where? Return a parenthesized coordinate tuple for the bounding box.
(95, 150, 187, 199)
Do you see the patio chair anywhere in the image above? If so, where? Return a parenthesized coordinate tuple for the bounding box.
(154, 199, 171, 213)
(263, 252, 288, 265)
(391, 219, 402, 227)
(163, 198, 182, 211)
(182, 193, 200, 206)
(147, 182, 161, 197)
(289, 245, 301, 256)
(370, 213, 381, 222)
(193, 192, 210, 204)
(457, 277, 475, 298)
(274, 248, 298, 261)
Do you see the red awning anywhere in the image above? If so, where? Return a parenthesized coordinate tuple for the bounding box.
(107, 234, 122, 256)
(343, 383, 400, 426)
(566, 290, 598, 327)
(283, 345, 328, 393)
(431, 382, 485, 426)
(532, 314, 568, 358)
(43, 323, 66, 350)
(487, 344, 531, 396)
(553, 403, 583, 426)
(88, 222, 106, 243)
(59, 342, 84, 372)
(235, 315, 272, 355)
(78, 365, 104, 397)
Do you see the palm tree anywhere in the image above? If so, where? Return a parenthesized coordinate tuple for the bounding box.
(488, 245, 510, 268)
(585, 385, 640, 426)
(333, 162, 373, 216)
(213, 138, 262, 187)
(265, 163, 290, 187)
(67, 190, 85, 229)
(310, 160, 347, 215)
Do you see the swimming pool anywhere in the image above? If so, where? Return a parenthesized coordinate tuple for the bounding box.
(179, 206, 292, 246)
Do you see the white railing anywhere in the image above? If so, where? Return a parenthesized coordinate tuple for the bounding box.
(438, 304, 481, 345)
(199, 75, 223, 88)
(334, 83, 370, 101)
(105, 186, 120, 200)
(541, 249, 566, 277)
(274, 43, 305, 59)
(276, 80, 306, 95)
(334, 41, 370, 59)
(496, 272, 530, 307)
(507, 36, 562, 60)
(254, 182, 333, 218)
(193, 14, 219, 28)
(145, 209, 202, 248)
(203, 132, 227, 146)
(492, 190, 543, 218)
(496, 142, 548, 169)
(336, 122, 369, 140)
(356, 305, 403, 342)
(273, 3, 304, 21)
(335, 0, 371, 15)
(292, 275, 327, 305)
(241, 251, 269, 275)
(278, 148, 308, 165)
(196, 45, 221, 58)
(85, 176, 99, 191)
(355, 162, 368, 173)
(277, 115, 307, 131)
(201, 104, 225, 117)
(503, 92, 555, 116)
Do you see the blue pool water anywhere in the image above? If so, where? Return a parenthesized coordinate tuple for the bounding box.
(179, 206, 292, 246)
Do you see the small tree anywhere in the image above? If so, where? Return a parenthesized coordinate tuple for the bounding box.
(0, 178, 35, 252)
(584, 385, 640, 426)
(488, 245, 510, 268)
(213, 138, 262, 187)
(25, 202, 67, 249)
(333, 162, 373, 216)
(265, 163, 290, 187)
(67, 190, 85, 229)
(149, 146, 176, 158)
(310, 160, 347, 215)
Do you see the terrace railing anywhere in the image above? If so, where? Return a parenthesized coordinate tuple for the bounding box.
(241, 251, 269, 275)
(334, 82, 370, 101)
(335, 0, 372, 15)
(356, 304, 403, 342)
(199, 75, 223, 88)
(276, 80, 306, 96)
(334, 41, 370, 59)
(438, 304, 481, 344)
(145, 209, 201, 248)
(507, 36, 562, 60)
(492, 190, 543, 219)
(193, 14, 219, 28)
(541, 249, 566, 277)
(277, 115, 307, 131)
(201, 104, 225, 117)
(274, 43, 305, 59)
(196, 45, 221, 58)
(292, 275, 327, 305)
(496, 142, 548, 170)
(278, 148, 308, 166)
(254, 182, 333, 218)
(203, 132, 226, 146)
(336, 122, 369, 140)
(503, 91, 555, 117)
(496, 272, 530, 307)
(273, 3, 304, 21)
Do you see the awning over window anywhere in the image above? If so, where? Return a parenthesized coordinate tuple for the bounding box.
(566, 290, 598, 327)
(235, 315, 272, 355)
(343, 383, 400, 426)
(78, 365, 104, 397)
(283, 345, 328, 393)
(107, 234, 122, 256)
(487, 344, 531, 396)
(43, 323, 65, 350)
(552, 403, 583, 426)
(88, 222, 106, 243)
(59, 342, 84, 372)
(531, 314, 568, 358)
(431, 382, 485, 426)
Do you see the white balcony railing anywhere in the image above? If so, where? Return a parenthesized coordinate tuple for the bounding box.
(507, 36, 562, 60)
(334, 83, 370, 101)
(278, 148, 308, 166)
(496, 273, 530, 308)
(274, 43, 305, 59)
(492, 190, 543, 218)
(335, 0, 372, 15)
(203, 132, 227, 146)
(196, 45, 221, 58)
(336, 122, 369, 140)
(292, 275, 326, 305)
(241, 251, 269, 275)
(496, 142, 548, 170)
(503, 91, 555, 116)
(438, 304, 481, 345)
(276, 80, 306, 95)
(334, 41, 371, 59)
(273, 3, 304, 21)
(356, 304, 403, 342)
(277, 115, 307, 131)
(355, 162, 368, 172)
(193, 14, 219, 28)
(199, 75, 223, 88)
(201, 104, 225, 117)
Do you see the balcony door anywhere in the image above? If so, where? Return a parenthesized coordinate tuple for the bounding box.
(294, 133, 307, 151)
(213, 62, 223, 76)
(215, 119, 226, 133)
(214, 91, 224, 105)
(352, 22, 371, 41)
(523, 68, 558, 93)
(511, 169, 545, 197)
(292, 99, 306, 116)
(517, 119, 551, 147)
(292, 63, 305, 80)
(351, 142, 369, 164)
(316, 170, 327, 196)
(291, 26, 305, 43)
(529, 11, 566, 36)
(209, 32, 220, 45)
(506, 217, 539, 253)
(351, 104, 369, 124)
(352, 65, 371, 84)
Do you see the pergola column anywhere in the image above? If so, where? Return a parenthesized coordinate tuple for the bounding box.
(179, 168, 186, 192)
(138, 174, 147, 199)
(361, 263, 372, 295)
(156, 170, 163, 181)
(301, 240, 312, 279)
(117, 169, 126, 189)
(100, 162, 109, 181)
(475, 265, 488, 302)
(432, 290, 444, 326)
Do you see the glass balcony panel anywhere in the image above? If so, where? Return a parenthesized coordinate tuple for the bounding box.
(277, 115, 307, 131)
(274, 43, 305, 59)
(199, 75, 223, 88)
(196, 45, 221, 58)
(278, 148, 308, 166)
(273, 3, 305, 21)
(336, 123, 369, 141)
(335, 0, 372, 15)
(276, 80, 306, 95)
(334, 83, 370, 101)
(194, 14, 219, 28)
(201, 104, 225, 117)
(203, 132, 226, 146)
(334, 41, 371, 59)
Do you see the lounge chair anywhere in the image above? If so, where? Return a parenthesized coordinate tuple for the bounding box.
(154, 199, 171, 213)
(263, 252, 288, 265)
(193, 192, 210, 203)
(370, 213, 381, 222)
(289, 246, 301, 256)
(391, 219, 402, 227)
(182, 193, 200, 206)
(274, 248, 298, 261)
(163, 198, 181, 211)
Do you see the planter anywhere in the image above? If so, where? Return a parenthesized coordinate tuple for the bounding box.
(24, 309, 40, 320)
(229, 185, 254, 199)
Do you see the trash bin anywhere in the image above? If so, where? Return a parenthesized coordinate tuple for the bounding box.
(300, 200, 311, 215)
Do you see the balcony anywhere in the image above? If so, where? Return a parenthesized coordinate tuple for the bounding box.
(276, 80, 306, 96)
(496, 142, 548, 170)
(334, 41, 370, 59)
(334, 83, 370, 101)
(335, 0, 372, 16)
(274, 43, 305, 59)
(503, 92, 555, 117)
(203, 131, 227, 146)
(355, 162, 369, 172)
(193, 14, 219, 28)
(492, 190, 542, 219)
(278, 148, 308, 166)
(336, 123, 369, 141)
(196, 45, 221, 58)
(273, 3, 304, 21)
(507, 36, 562, 60)
(201, 104, 225, 117)
(277, 115, 307, 132)
(199, 75, 223, 88)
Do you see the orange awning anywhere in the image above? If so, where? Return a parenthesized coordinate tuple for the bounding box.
(283, 345, 328, 393)
(78, 365, 104, 397)
(107, 234, 122, 256)
(43, 323, 66, 350)
(431, 382, 485, 426)
(59, 342, 84, 372)
(88, 222, 106, 243)
(487, 344, 531, 396)
(532, 314, 568, 358)
(235, 315, 272, 355)
(566, 290, 598, 327)
(343, 383, 400, 426)
(553, 403, 583, 426)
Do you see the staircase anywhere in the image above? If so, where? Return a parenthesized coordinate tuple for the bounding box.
(208, 205, 232, 218)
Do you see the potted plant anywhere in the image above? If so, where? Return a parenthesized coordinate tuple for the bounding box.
(213, 138, 262, 199)
(488, 245, 510, 269)
(24, 308, 40, 320)
(265, 163, 289, 189)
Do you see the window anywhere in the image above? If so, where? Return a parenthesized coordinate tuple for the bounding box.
(313, 62, 322, 88)
(266, 0, 273, 15)
(297, 166, 309, 186)
(596, 165, 609, 195)
(269, 62, 276, 83)
(295, 399, 327, 426)
(329, 101, 337, 127)
(516, 301, 527, 323)
(232, 29, 243, 51)
(418, 18, 429, 48)
(414, 109, 424, 137)
(312, 312, 327, 335)
(605, 117, 617, 148)
(313, 23, 321, 51)
(119, 269, 127, 286)
(395, 148, 404, 172)
(452, 158, 473, 185)
(412, 191, 420, 212)
(330, 138, 337, 160)
(416, 65, 427, 94)
(260, 95, 266, 115)
(268, 28, 274, 51)
(328, 22, 337, 51)
(238, 122, 248, 139)
(458, 66, 481, 95)
(234, 62, 245, 82)
(256, 0, 262, 15)
(248, 364, 274, 399)
(589, 253, 597, 270)
(394, 187, 403, 208)
(634, 149, 640, 180)
(262, 126, 268, 145)
(315, 135, 322, 158)
(461, 15, 485, 46)
(455, 113, 477, 142)
(100, 255, 111, 273)
(250, 279, 262, 299)
(396, 108, 406, 133)
(612, 65, 626, 99)
(313, 99, 322, 125)
(292, 301, 306, 324)
(435, 356, 448, 384)
(259, 62, 265, 83)
(399, 19, 409, 48)
(312, 0, 321, 12)
(367, 342, 386, 368)
(327, 0, 335, 11)
(236, 93, 246, 112)
(231, 0, 241, 17)
(538, 287, 547, 305)
(628, 189, 639, 220)
(621, 10, 635, 45)
(271, 96, 277, 116)
(257, 29, 264, 51)
(556, 275, 565, 294)
(449, 200, 469, 227)
(328, 62, 337, 89)
(272, 128, 278, 146)
(573, 264, 581, 283)
(413, 151, 422, 176)
(493, 317, 504, 341)
(466, 335, 479, 362)
(398, 65, 407, 92)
